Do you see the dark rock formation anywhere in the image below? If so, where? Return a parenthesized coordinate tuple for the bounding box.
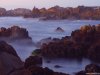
(0, 26, 33, 45)
(25, 65, 69, 75)
(24, 56, 42, 68)
(85, 64, 100, 73)
(75, 71, 86, 75)
(54, 65, 62, 68)
(37, 24, 100, 62)
(55, 27, 65, 32)
(0, 41, 23, 75)
(76, 64, 100, 75)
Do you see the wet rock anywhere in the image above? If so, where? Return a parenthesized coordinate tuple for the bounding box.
(55, 27, 64, 32)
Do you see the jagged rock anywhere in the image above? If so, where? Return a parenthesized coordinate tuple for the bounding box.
(0, 26, 33, 45)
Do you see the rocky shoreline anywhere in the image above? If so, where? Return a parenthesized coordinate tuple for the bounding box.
(0, 6, 100, 20)
(1, 41, 100, 75)
(0, 24, 100, 75)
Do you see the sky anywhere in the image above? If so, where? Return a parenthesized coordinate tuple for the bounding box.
(0, 0, 100, 10)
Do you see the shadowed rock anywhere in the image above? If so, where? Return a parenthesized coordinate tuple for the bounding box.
(0, 41, 23, 75)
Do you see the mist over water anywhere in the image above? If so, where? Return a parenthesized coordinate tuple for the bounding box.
(0, 17, 100, 74)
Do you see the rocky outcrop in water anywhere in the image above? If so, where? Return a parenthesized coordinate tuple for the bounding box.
(55, 27, 65, 32)
(37, 24, 100, 62)
(0, 26, 33, 45)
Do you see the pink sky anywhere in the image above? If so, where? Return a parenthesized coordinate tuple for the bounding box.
(0, 0, 100, 10)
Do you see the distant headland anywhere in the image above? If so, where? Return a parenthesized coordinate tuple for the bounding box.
(0, 5, 100, 20)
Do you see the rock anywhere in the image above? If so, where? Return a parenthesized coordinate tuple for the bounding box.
(6, 8, 32, 17)
(36, 37, 52, 47)
(9, 69, 31, 75)
(85, 64, 100, 73)
(32, 49, 41, 56)
(24, 56, 42, 68)
(26, 66, 69, 75)
(75, 71, 86, 75)
(0, 26, 33, 45)
(54, 65, 62, 68)
(0, 7, 6, 16)
(55, 27, 64, 32)
(0, 41, 18, 57)
(0, 41, 23, 75)
(36, 24, 100, 62)
(76, 64, 100, 75)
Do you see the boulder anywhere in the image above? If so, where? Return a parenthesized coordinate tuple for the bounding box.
(0, 41, 23, 75)
(24, 56, 42, 68)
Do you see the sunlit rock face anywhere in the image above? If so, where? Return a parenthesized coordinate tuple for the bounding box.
(0, 26, 33, 45)
(0, 41, 23, 75)
(39, 24, 100, 62)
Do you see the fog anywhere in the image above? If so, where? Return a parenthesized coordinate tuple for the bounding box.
(0, 17, 100, 74)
